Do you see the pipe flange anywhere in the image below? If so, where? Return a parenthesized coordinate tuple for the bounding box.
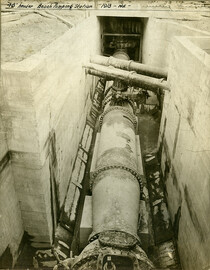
(90, 164, 143, 193)
(99, 106, 137, 129)
(88, 233, 100, 243)
(128, 60, 134, 71)
(99, 230, 138, 249)
(128, 70, 137, 85)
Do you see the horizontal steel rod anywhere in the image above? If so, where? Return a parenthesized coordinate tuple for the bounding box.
(84, 63, 170, 92)
(90, 55, 168, 79)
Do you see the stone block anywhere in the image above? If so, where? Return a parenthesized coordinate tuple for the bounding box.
(80, 196, 92, 250)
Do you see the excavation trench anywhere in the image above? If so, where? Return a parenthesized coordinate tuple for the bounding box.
(1, 8, 210, 270)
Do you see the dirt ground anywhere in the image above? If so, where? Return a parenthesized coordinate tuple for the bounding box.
(1, 11, 85, 63)
(158, 14, 210, 33)
(2, 7, 210, 63)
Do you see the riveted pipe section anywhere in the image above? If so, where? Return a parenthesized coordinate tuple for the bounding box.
(91, 105, 142, 240)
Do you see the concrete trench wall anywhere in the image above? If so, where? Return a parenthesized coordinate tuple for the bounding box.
(0, 115, 24, 267)
(142, 17, 210, 68)
(142, 19, 210, 268)
(0, 14, 101, 259)
(158, 36, 210, 270)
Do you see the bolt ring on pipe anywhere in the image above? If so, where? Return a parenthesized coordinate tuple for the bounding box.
(128, 60, 134, 71)
(99, 106, 137, 129)
(90, 164, 143, 193)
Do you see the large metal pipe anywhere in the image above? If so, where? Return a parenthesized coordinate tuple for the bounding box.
(84, 63, 170, 92)
(53, 50, 155, 270)
(90, 55, 168, 79)
(91, 106, 141, 240)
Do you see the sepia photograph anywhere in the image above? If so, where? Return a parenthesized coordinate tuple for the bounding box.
(1, 0, 210, 269)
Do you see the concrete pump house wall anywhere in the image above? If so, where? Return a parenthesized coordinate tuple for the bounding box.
(1, 14, 101, 257)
